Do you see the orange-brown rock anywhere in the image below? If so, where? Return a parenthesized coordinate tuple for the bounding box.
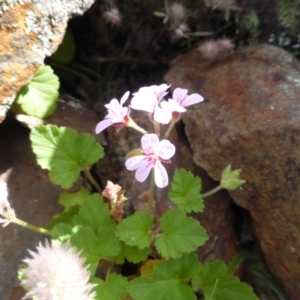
(164, 44, 300, 299)
(0, 0, 93, 123)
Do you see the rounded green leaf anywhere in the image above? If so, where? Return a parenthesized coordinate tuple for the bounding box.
(155, 210, 208, 259)
(14, 64, 59, 118)
(116, 212, 153, 249)
(30, 125, 104, 188)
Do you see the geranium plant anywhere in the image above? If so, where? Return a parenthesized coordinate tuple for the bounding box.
(1, 84, 256, 300)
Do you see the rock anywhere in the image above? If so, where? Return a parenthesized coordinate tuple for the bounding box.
(0, 95, 100, 299)
(96, 108, 239, 264)
(0, 0, 94, 123)
(164, 44, 300, 299)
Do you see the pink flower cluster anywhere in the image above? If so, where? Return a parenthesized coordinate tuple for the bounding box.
(95, 84, 203, 133)
(95, 84, 204, 188)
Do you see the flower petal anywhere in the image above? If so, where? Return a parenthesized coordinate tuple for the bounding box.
(150, 84, 170, 101)
(167, 99, 187, 112)
(173, 88, 188, 103)
(95, 119, 114, 134)
(131, 88, 157, 113)
(120, 91, 130, 105)
(125, 155, 146, 171)
(154, 161, 169, 188)
(153, 105, 172, 124)
(135, 158, 154, 182)
(105, 99, 121, 111)
(181, 93, 204, 107)
(157, 140, 176, 160)
(141, 134, 159, 155)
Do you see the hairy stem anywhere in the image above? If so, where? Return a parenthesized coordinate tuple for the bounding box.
(13, 218, 51, 236)
(202, 185, 223, 198)
(83, 167, 102, 194)
(148, 170, 155, 214)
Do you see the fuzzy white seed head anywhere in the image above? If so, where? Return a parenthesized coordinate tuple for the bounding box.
(172, 23, 190, 40)
(102, 8, 122, 26)
(21, 242, 96, 300)
(169, 3, 186, 22)
(197, 38, 234, 59)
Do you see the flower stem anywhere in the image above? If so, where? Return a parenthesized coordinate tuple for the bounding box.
(148, 170, 155, 214)
(165, 119, 176, 138)
(202, 185, 223, 198)
(83, 168, 102, 194)
(153, 121, 160, 137)
(13, 218, 51, 235)
(128, 118, 148, 134)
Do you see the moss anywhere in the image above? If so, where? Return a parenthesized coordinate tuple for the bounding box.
(279, 0, 300, 35)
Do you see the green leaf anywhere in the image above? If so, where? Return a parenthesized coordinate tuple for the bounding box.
(155, 210, 208, 259)
(226, 253, 245, 275)
(14, 64, 59, 118)
(30, 125, 104, 188)
(128, 255, 199, 300)
(51, 30, 76, 63)
(220, 165, 246, 190)
(94, 274, 128, 300)
(73, 194, 115, 231)
(59, 187, 90, 210)
(168, 169, 204, 213)
(46, 205, 80, 230)
(116, 212, 153, 249)
(114, 242, 151, 264)
(51, 223, 74, 244)
(154, 253, 200, 281)
(193, 260, 259, 300)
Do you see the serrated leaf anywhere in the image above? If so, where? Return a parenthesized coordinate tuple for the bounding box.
(114, 242, 151, 264)
(116, 212, 153, 249)
(51, 30, 75, 63)
(128, 276, 196, 300)
(193, 260, 259, 300)
(94, 274, 128, 300)
(168, 169, 204, 213)
(70, 226, 119, 273)
(59, 187, 90, 210)
(30, 125, 104, 188)
(46, 205, 80, 230)
(51, 223, 74, 244)
(97, 227, 121, 259)
(14, 64, 59, 118)
(154, 253, 200, 281)
(73, 194, 115, 231)
(155, 210, 208, 259)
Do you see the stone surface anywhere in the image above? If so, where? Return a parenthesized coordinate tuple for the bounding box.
(0, 0, 94, 122)
(164, 44, 300, 299)
(0, 95, 100, 299)
(96, 108, 239, 264)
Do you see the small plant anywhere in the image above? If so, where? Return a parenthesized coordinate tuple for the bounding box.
(2, 83, 256, 299)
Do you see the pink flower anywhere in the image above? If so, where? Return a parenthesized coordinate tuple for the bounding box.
(95, 92, 147, 134)
(169, 88, 204, 111)
(125, 134, 175, 188)
(131, 84, 172, 124)
(165, 88, 204, 137)
(95, 91, 130, 134)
